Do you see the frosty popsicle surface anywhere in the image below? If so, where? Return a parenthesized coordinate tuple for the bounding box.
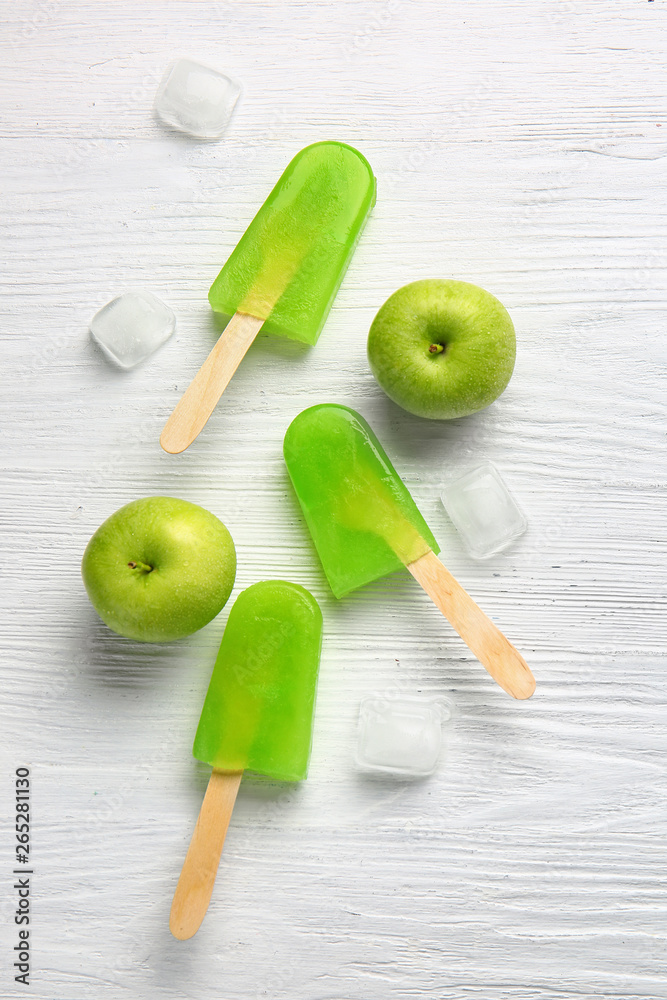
(284, 404, 535, 700)
(161, 142, 375, 454)
(193, 580, 323, 781)
(283, 404, 438, 598)
(209, 141, 376, 346)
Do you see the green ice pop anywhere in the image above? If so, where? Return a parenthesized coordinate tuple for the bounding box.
(193, 580, 323, 781)
(283, 404, 439, 598)
(208, 141, 376, 346)
(161, 142, 375, 454)
(171, 580, 323, 940)
(283, 404, 535, 701)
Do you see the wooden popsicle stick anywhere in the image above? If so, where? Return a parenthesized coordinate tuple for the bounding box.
(160, 311, 265, 454)
(169, 769, 243, 940)
(407, 548, 535, 700)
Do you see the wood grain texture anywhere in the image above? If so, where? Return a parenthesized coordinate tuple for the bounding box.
(407, 550, 535, 700)
(1, 1, 666, 998)
(160, 311, 264, 453)
(170, 769, 242, 940)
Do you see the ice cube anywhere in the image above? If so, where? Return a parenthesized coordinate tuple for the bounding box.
(154, 59, 241, 139)
(356, 696, 450, 777)
(89, 291, 175, 369)
(440, 462, 527, 559)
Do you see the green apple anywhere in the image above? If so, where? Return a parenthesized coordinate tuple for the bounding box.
(367, 279, 516, 420)
(81, 496, 236, 642)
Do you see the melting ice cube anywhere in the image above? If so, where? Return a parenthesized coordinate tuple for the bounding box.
(154, 59, 241, 139)
(89, 291, 175, 369)
(440, 462, 527, 559)
(356, 696, 450, 777)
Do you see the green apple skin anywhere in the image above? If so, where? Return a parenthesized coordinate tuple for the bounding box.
(367, 279, 516, 420)
(81, 497, 236, 643)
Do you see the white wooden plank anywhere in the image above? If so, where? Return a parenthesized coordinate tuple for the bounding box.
(1, 2, 666, 998)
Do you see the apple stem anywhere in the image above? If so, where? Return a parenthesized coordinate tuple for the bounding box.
(428, 343, 445, 355)
(128, 560, 153, 573)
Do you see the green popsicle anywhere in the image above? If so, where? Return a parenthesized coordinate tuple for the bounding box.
(193, 580, 323, 781)
(284, 404, 535, 701)
(283, 404, 438, 598)
(209, 141, 376, 346)
(170, 581, 323, 940)
(161, 142, 375, 454)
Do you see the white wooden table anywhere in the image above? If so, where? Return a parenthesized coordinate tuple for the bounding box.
(2, 2, 666, 997)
